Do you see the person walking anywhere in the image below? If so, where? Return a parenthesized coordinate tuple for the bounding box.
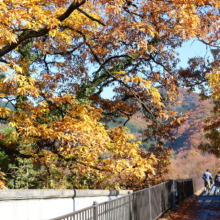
(214, 170, 220, 195)
(202, 169, 213, 194)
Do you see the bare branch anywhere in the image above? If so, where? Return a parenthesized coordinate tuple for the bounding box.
(0, 58, 8, 64)
(77, 8, 106, 26)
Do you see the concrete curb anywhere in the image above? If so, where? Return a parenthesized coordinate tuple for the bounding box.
(0, 189, 133, 201)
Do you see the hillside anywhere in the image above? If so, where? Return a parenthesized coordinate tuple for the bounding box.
(170, 88, 212, 150)
(0, 101, 14, 112)
(125, 88, 213, 151)
(0, 100, 14, 130)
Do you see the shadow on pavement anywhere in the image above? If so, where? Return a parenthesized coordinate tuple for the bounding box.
(191, 185, 220, 220)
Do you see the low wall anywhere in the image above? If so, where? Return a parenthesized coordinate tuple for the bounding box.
(0, 189, 132, 220)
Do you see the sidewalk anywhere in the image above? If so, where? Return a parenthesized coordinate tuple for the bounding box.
(159, 185, 220, 220)
(192, 185, 220, 220)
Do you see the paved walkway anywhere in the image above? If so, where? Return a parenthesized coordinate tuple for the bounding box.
(159, 184, 220, 220)
(192, 184, 220, 220)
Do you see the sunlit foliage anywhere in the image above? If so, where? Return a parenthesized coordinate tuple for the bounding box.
(0, 0, 219, 189)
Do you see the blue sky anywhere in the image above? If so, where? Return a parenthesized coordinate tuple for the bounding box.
(101, 39, 209, 99)
(177, 40, 209, 68)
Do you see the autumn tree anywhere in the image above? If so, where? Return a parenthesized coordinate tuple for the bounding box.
(198, 69, 220, 157)
(0, 0, 219, 189)
(178, 11, 220, 156)
(180, 46, 220, 156)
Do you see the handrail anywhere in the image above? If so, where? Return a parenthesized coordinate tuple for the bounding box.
(50, 205, 94, 220)
(98, 193, 129, 206)
(176, 178, 202, 182)
(132, 180, 171, 194)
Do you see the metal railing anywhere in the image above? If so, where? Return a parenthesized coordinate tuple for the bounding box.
(51, 205, 94, 220)
(176, 178, 203, 203)
(131, 181, 172, 220)
(50, 181, 172, 220)
(97, 194, 130, 220)
(50, 178, 203, 220)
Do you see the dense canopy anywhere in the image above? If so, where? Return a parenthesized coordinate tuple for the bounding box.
(0, 0, 219, 189)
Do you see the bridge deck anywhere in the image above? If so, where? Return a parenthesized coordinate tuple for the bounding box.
(189, 184, 220, 220)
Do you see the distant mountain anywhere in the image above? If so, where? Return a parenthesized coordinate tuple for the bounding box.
(117, 88, 212, 151)
(0, 100, 15, 128)
(169, 88, 212, 151)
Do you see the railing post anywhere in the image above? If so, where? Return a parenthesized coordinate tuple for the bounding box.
(128, 191, 132, 220)
(93, 201, 98, 220)
(171, 180, 176, 209)
(149, 189, 152, 220)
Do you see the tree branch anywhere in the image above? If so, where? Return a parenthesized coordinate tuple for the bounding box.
(77, 8, 106, 26)
(0, 0, 86, 58)
(0, 58, 8, 64)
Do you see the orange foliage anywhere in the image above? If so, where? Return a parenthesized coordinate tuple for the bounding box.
(199, 71, 220, 158)
(0, 171, 7, 189)
(164, 147, 219, 180)
(0, 0, 219, 189)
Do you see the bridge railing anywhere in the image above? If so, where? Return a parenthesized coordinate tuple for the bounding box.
(50, 178, 203, 220)
(131, 180, 172, 220)
(176, 178, 204, 203)
(50, 205, 95, 220)
(50, 181, 172, 220)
